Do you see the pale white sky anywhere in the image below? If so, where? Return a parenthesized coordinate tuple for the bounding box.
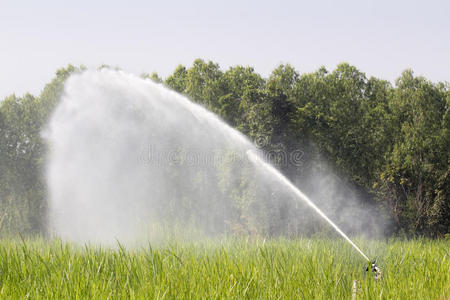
(1, 0, 449, 99)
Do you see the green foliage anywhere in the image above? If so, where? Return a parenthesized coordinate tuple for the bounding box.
(0, 238, 448, 299)
(141, 72, 163, 83)
(0, 65, 80, 236)
(382, 71, 449, 235)
(219, 66, 265, 128)
(0, 61, 448, 237)
(185, 59, 225, 111)
(165, 64, 187, 93)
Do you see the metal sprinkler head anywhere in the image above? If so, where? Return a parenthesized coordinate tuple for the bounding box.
(366, 259, 382, 279)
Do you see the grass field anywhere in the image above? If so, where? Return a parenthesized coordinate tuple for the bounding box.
(0, 237, 448, 299)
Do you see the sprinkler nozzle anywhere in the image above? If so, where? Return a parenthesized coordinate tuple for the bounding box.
(366, 259, 382, 279)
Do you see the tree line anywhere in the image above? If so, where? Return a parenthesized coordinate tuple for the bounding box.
(0, 61, 448, 237)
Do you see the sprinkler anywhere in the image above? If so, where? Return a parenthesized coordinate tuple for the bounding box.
(366, 259, 382, 279)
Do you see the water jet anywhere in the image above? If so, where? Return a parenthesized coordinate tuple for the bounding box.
(45, 68, 377, 260)
(246, 149, 370, 262)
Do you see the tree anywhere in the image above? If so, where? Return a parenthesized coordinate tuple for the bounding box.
(382, 70, 449, 235)
(0, 61, 448, 237)
(0, 65, 79, 236)
(0, 94, 45, 234)
(218, 66, 265, 128)
(141, 72, 162, 83)
(185, 59, 225, 110)
(165, 65, 187, 93)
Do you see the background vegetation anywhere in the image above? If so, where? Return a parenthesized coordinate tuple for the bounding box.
(0, 61, 448, 237)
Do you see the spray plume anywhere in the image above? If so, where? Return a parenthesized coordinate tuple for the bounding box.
(45, 69, 377, 257)
(246, 150, 370, 261)
(45, 69, 257, 245)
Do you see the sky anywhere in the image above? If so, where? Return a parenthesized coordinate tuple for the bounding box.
(1, 0, 449, 99)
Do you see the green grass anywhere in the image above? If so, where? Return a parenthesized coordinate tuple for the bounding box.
(0, 237, 448, 299)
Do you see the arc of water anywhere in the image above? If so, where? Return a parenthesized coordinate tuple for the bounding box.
(246, 150, 370, 262)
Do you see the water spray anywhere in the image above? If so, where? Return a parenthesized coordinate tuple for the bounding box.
(45, 70, 256, 245)
(246, 150, 371, 262)
(45, 69, 381, 267)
